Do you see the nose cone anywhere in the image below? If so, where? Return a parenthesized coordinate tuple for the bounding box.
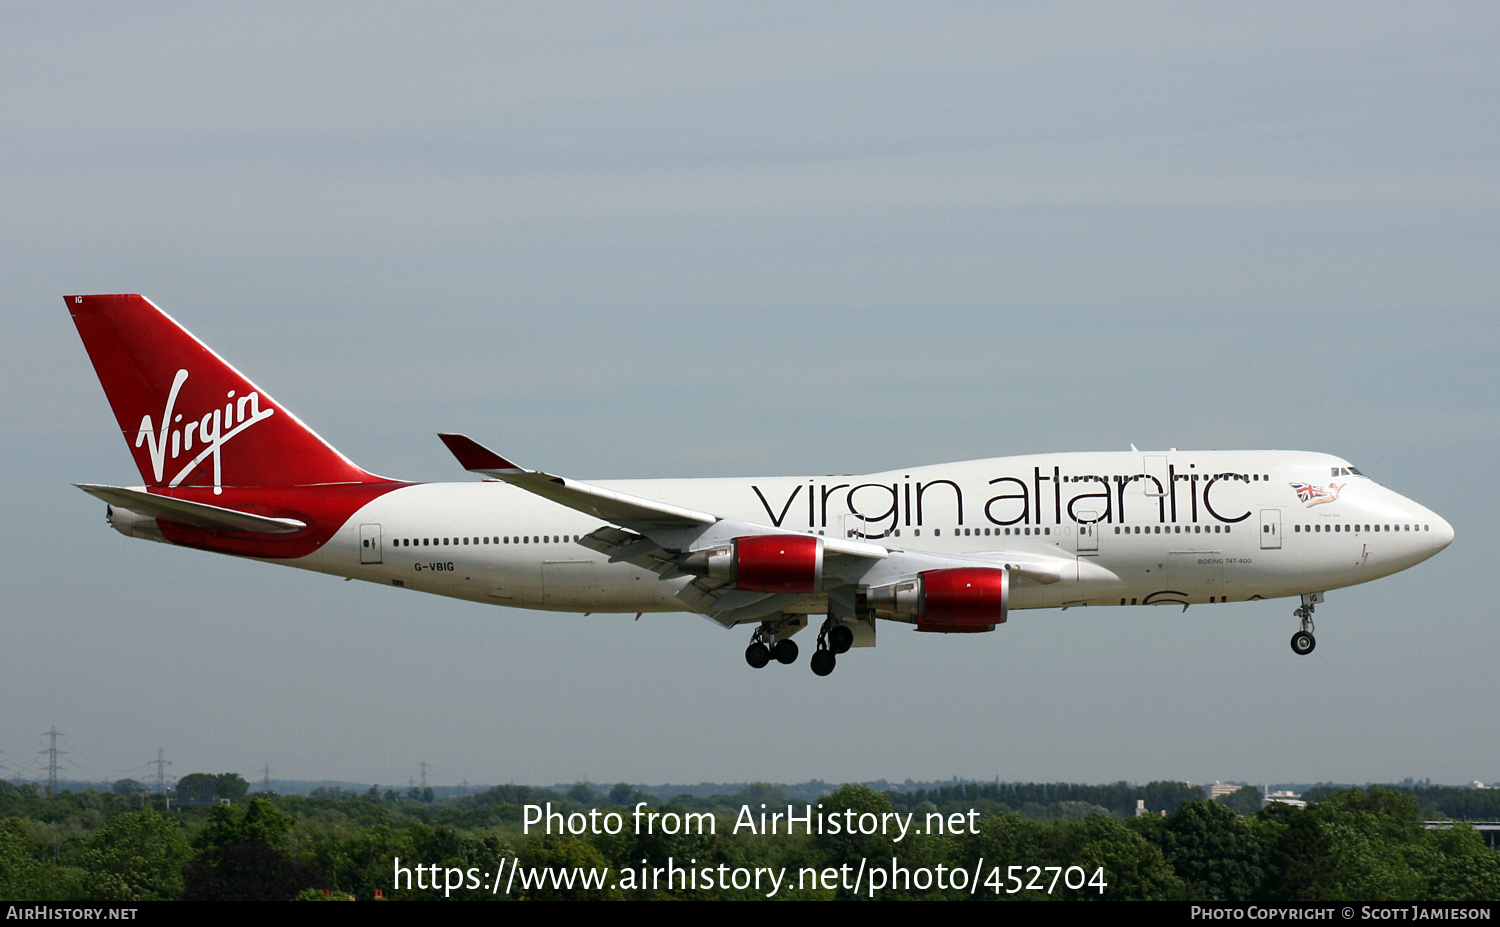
(1431, 513, 1455, 552)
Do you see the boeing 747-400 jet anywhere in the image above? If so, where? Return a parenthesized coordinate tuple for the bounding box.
(68, 295, 1454, 675)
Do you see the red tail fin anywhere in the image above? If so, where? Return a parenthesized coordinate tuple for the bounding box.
(68, 295, 382, 491)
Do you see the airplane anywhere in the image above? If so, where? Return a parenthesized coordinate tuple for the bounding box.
(67, 294, 1455, 675)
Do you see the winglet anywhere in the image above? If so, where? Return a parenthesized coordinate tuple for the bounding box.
(438, 434, 523, 472)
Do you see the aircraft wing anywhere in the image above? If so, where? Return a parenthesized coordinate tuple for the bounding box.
(439, 434, 893, 624)
(436, 434, 1094, 626)
(438, 435, 1105, 628)
(438, 433, 716, 528)
(438, 433, 887, 558)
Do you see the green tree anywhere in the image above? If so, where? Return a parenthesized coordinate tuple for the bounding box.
(1064, 815, 1184, 901)
(182, 842, 327, 901)
(517, 836, 620, 901)
(213, 773, 249, 801)
(175, 772, 249, 802)
(811, 784, 898, 900)
(1156, 800, 1262, 900)
(1260, 788, 1426, 900)
(0, 818, 55, 900)
(184, 797, 318, 901)
(608, 782, 648, 806)
(1259, 806, 1339, 900)
(567, 783, 597, 804)
(1216, 785, 1265, 816)
(731, 783, 788, 808)
(959, 813, 1061, 901)
(1421, 824, 1500, 902)
(196, 796, 296, 850)
(78, 810, 191, 901)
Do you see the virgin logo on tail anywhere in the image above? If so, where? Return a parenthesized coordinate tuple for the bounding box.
(135, 368, 276, 494)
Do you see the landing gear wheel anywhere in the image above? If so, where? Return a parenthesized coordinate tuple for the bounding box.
(773, 638, 799, 665)
(828, 625, 854, 654)
(745, 642, 771, 669)
(1290, 593, 1321, 656)
(810, 650, 836, 676)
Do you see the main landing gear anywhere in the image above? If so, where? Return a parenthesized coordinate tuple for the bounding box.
(809, 619, 854, 677)
(1290, 592, 1323, 656)
(744, 621, 800, 669)
(743, 616, 857, 677)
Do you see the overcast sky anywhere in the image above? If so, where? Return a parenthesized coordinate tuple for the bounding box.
(2, 3, 1495, 792)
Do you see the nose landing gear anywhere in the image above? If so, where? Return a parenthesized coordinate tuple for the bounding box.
(1290, 629, 1315, 655)
(1290, 592, 1323, 655)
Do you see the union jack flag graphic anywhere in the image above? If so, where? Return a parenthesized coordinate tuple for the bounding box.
(1290, 482, 1343, 507)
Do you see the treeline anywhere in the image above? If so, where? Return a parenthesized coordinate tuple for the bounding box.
(882, 780, 1205, 817)
(1303, 783, 1500, 821)
(0, 778, 1497, 901)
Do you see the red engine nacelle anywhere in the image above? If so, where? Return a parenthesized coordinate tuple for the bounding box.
(918, 567, 1009, 632)
(680, 534, 824, 593)
(865, 567, 1008, 633)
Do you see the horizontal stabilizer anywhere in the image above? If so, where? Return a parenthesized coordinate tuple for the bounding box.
(75, 484, 307, 534)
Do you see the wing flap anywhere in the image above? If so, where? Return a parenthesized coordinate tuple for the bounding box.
(576, 526, 678, 574)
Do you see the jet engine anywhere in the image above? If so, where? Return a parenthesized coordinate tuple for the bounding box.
(679, 535, 824, 593)
(863, 567, 1008, 632)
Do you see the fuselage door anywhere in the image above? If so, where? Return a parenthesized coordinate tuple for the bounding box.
(359, 523, 382, 564)
(1259, 509, 1282, 550)
(1075, 509, 1100, 552)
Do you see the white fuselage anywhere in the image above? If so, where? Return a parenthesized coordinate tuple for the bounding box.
(291, 449, 1452, 622)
